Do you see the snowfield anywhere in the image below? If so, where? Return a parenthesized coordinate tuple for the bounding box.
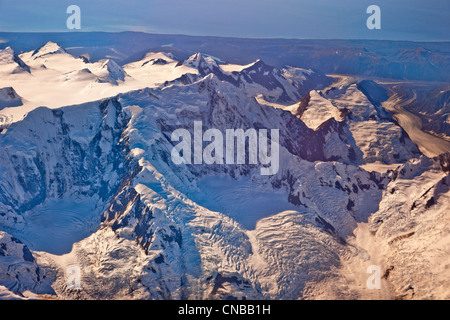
(0, 42, 448, 300)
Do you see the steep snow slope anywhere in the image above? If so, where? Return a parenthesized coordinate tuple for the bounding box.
(93, 59, 129, 85)
(299, 90, 343, 130)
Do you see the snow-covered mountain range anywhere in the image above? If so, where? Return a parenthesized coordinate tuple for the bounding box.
(0, 42, 448, 300)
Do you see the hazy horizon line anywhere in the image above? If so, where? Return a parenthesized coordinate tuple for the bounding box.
(1, 30, 449, 43)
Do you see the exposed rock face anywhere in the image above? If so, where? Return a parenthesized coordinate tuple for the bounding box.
(0, 87, 23, 110)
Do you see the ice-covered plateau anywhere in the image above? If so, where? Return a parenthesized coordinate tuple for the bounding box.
(0, 43, 448, 300)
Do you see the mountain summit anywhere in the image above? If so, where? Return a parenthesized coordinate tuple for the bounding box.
(95, 59, 129, 85)
(31, 41, 66, 59)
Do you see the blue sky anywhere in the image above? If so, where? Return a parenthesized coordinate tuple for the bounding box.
(0, 0, 448, 40)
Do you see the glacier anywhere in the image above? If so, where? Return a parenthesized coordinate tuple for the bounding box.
(0, 41, 448, 300)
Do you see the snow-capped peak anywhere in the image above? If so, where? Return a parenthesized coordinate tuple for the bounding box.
(184, 52, 204, 67)
(0, 47, 30, 73)
(31, 41, 65, 59)
(241, 59, 273, 73)
(125, 52, 176, 70)
(180, 52, 218, 70)
(99, 59, 121, 72)
(95, 59, 128, 85)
